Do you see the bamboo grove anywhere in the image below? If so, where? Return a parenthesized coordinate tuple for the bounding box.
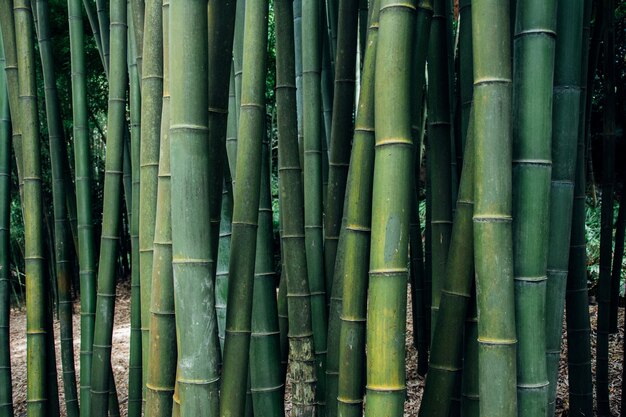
(0, 0, 625, 416)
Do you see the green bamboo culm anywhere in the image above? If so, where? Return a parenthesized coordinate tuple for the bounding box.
(324, 0, 363, 412)
(0, 30, 13, 417)
(95, 0, 109, 73)
(419, 115, 475, 417)
(427, 0, 453, 336)
(216, 176, 233, 352)
(207, 0, 237, 280)
(138, 0, 163, 396)
(14, 0, 48, 414)
(596, 1, 616, 414)
(89, 0, 127, 413)
(145, 0, 176, 413)
(170, 0, 219, 414)
(511, 0, 556, 415)
(0, 3, 24, 197)
(458, 0, 473, 151)
(408, 0, 432, 377)
(365, 0, 415, 415)
(334, 3, 379, 415)
(130, 0, 144, 78)
(34, 1, 79, 415)
(323, 0, 359, 299)
(220, 1, 269, 414)
(329, 2, 380, 415)
(275, 0, 317, 414)
(471, 0, 517, 416)
(249, 131, 284, 417)
(127, 7, 143, 417)
(545, 0, 584, 414)
(67, 0, 99, 412)
(302, 0, 328, 410)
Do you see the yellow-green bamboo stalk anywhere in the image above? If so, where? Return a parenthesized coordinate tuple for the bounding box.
(365, 0, 415, 415)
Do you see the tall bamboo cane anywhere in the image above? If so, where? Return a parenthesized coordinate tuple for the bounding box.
(545, 1, 584, 414)
(170, 0, 219, 414)
(471, 0, 516, 416)
(220, 0, 269, 414)
(14, 0, 47, 414)
(127, 11, 143, 416)
(144, 0, 176, 412)
(0, 31, 13, 417)
(68, 0, 99, 413)
(216, 176, 233, 353)
(130, 0, 144, 79)
(249, 131, 284, 417)
(89, 0, 127, 413)
(419, 116, 475, 417)
(596, 2, 616, 414)
(323, 0, 359, 299)
(334, 3, 379, 415)
(275, 1, 317, 415)
(365, 1, 415, 415)
(138, 0, 163, 396)
(511, 1, 556, 415)
(302, 0, 328, 409)
(34, 2, 79, 414)
(0, 4, 22, 196)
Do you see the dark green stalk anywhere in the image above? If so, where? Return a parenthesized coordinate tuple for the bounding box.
(302, 0, 328, 409)
(275, 0, 317, 414)
(14, 0, 47, 414)
(95, 0, 109, 73)
(471, 0, 516, 416)
(357, 0, 367, 62)
(89, 0, 127, 413)
(170, 0, 219, 414)
(324, 0, 359, 299)
(428, 0, 453, 335)
(68, 0, 98, 413)
(545, 1, 584, 414)
(127, 9, 142, 416)
(138, 0, 163, 397)
(34, 2, 79, 414)
(365, 0, 414, 415)
(596, 2, 616, 414)
(0, 30, 13, 417)
(419, 117, 474, 417)
(226, 64, 238, 177)
(409, 0, 432, 377)
(564, 1, 593, 416)
(220, 1, 268, 414)
(144, 0, 176, 413)
(460, 294, 479, 417)
(81, 0, 105, 67)
(233, 0, 244, 126)
(511, 1, 556, 415)
(458, 0, 472, 151)
(129, 0, 144, 79)
(249, 131, 284, 417)
(334, 3, 379, 415)
(293, 0, 303, 169)
(216, 175, 233, 353)
(207, 1, 237, 283)
(325, 0, 338, 72)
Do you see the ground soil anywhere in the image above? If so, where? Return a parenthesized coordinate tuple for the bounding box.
(8, 282, 625, 416)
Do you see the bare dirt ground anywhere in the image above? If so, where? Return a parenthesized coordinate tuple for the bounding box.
(8, 282, 625, 416)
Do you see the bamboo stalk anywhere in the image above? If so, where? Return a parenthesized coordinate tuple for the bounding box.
(365, 1, 415, 415)
(275, 0, 317, 414)
(0, 30, 13, 417)
(14, 0, 48, 414)
(89, 0, 127, 413)
(419, 115, 474, 417)
(471, 0, 517, 416)
(34, 1, 80, 414)
(170, 0, 219, 414)
(302, 0, 329, 410)
(127, 10, 142, 416)
(545, 0, 584, 414)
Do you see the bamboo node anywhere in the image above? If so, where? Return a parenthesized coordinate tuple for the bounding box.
(477, 337, 516, 345)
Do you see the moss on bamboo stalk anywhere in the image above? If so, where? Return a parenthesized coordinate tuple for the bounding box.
(365, 1, 415, 415)
(275, 0, 317, 414)
(471, 0, 517, 416)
